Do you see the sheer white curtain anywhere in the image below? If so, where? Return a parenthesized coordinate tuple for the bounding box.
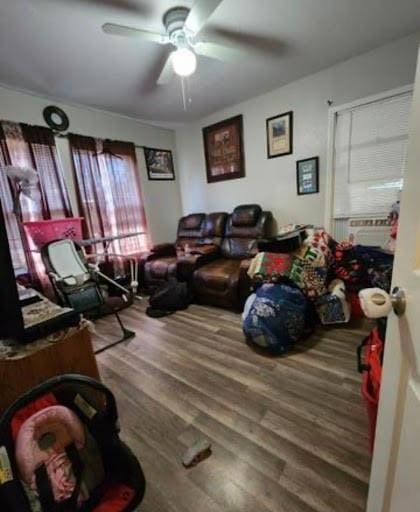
(69, 134, 150, 261)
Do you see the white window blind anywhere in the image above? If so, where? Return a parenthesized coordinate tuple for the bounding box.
(333, 92, 412, 218)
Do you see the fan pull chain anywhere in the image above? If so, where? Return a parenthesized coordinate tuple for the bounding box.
(181, 77, 192, 111)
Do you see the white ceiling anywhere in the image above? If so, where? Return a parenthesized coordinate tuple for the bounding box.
(0, 0, 419, 124)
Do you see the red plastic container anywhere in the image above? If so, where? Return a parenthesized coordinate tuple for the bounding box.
(361, 371, 379, 453)
(349, 291, 365, 318)
(23, 218, 83, 250)
(359, 327, 383, 452)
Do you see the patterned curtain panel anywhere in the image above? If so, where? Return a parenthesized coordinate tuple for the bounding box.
(69, 134, 150, 259)
(0, 121, 72, 282)
(20, 124, 72, 219)
(0, 125, 26, 270)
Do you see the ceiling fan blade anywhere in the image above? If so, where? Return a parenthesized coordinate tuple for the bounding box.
(75, 0, 152, 16)
(157, 54, 175, 85)
(185, 0, 224, 35)
(102, 23, 169, 45)
(195, 41, 246, 62)
(206, 27, 286, 58)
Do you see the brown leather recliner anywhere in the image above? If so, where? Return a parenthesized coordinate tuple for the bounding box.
(193, 204, 273, 310)
(177, 212, 228, 283)
(143, 212, 227, 289)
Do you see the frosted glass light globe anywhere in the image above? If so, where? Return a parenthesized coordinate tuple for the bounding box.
(172, 47, 197, 77)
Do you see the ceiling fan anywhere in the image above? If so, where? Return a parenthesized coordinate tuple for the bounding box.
(102, 0, 244, 85)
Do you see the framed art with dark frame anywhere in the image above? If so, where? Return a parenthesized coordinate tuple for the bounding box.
(202, 114, 245, 183)
(296, 156, 319, 195)
(266, 111, 293, 158)
(144, 147, 175, 181)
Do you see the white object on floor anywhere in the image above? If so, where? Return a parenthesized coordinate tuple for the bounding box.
(182, 439, 212, 468)
(359, 287, 392, 318)
(329, 278, 351, 322)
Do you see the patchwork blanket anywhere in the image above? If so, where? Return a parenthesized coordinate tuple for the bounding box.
(247, 252, 293, 282)
(248, 229, 336, 300)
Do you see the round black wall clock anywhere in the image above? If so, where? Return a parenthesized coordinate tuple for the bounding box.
(43, 105, 70, 132)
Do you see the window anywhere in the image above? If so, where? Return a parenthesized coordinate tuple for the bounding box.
(69, 134, 149, 258)
(333, 91, 412, 219)
(0, 138, 25, 269)
(0, 121, 72, 272)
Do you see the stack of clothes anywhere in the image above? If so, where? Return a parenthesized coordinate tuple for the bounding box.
(243, 226, 394, 353)
(244, 228, 338, 353)
(333, 243, 394, 292)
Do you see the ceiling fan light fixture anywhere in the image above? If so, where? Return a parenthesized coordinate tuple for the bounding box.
(172, 47, 197, 77)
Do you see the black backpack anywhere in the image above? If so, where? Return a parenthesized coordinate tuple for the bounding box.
(147, 278, 193, 317)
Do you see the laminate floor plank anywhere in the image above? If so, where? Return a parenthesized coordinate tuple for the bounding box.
(93, 302, 371, 512)
(179, 427, 317, 512)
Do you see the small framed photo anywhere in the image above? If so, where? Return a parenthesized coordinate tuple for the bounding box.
(296, 157, 319, 195)
(144, 147, 175, 180)
(202, 114, 245, 183)
(266, 111, 293, 158)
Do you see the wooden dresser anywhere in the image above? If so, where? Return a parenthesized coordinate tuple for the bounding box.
(0, 324, 100, 414)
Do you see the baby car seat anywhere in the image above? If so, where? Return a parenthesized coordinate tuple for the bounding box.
(0, 375, 145, 511)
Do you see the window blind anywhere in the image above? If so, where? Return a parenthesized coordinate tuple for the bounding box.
(333, 92, 412, 218)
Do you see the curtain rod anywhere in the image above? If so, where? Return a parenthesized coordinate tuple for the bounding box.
(53, 131, 146, 150)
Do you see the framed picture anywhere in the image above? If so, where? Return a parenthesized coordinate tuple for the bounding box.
(202, 114, 245, 183)
(296, 157, 319, 195)
(144, 147, 175, 180)
(266, 111, 293, 158)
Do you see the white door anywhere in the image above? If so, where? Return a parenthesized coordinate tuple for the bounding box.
(367, 46, 420, 512)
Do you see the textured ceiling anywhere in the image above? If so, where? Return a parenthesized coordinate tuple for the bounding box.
(0, 0, 419, 124)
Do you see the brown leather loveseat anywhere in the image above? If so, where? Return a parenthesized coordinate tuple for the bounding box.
(143, 212, 227, 289)
(193, 204, 273, 310)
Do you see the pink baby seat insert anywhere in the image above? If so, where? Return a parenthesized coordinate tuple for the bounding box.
(15, 405, 87, 504)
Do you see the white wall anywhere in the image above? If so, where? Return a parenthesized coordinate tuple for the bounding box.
(176, 32, 420, 228)
(0, 85, 183, 244)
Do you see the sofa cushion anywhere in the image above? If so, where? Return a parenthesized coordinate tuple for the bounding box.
(231, 204, 262, 227)
(146, 257, 177, 279)
(222, 238, 258, 259)
(184, 213, 205, 230)
(177, 214, 206, 243)
(200, 212, 228, 245)
(222, 209, 273, 259)
(194, 259, 241, 292)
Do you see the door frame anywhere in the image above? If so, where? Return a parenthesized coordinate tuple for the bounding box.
(324, 84, 413, 233)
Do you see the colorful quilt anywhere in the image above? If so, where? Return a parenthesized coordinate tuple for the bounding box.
(289, 229, 335, 299)
(248, 229, 335, 300)
(247, 252, 294, 282)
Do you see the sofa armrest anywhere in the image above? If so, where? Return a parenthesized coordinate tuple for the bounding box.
(191, 244, 220, 256)
(238, 258, 254, 309)
(239, 258, 253, 273)
(150, 243, 176, 258)
(177, 246, 221, 282)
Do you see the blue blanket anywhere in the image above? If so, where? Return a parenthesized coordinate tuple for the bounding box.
(243, 283, 308, 353)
